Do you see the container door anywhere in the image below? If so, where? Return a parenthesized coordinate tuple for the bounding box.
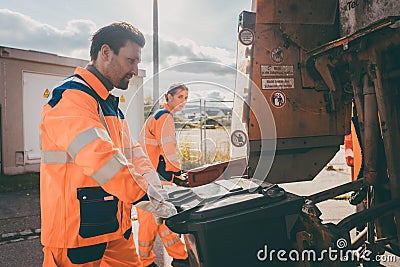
(23, 72, 65, 164)
(111, 77, 144, 140)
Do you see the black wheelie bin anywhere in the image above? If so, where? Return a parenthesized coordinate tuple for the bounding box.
(165, 178, 304, 267)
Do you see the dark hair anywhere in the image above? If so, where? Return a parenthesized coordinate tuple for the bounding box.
(165, 83, 188, 102)
(90, 22, 145, 61)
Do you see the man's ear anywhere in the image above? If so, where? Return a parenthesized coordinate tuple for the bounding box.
(100, 44, 112, 61)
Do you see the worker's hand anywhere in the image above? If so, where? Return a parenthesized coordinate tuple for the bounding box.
(136, 172, 177, 218)
(135, 199, 177, 219)
(143, 172, 168, 200)
(153, 215, 164, 226)
(173, 173, 190, 187)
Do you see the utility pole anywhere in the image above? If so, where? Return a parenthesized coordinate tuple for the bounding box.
(153, 0, 160, 109)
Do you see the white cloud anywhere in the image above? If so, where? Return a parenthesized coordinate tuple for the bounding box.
(141, 62, 239, 102)
(207, 91, 225, 101)
(0, 8, 237, 77)
(0, 9, 95, 59)
(162, 37, 235, 67)
(140, 35, 236, 77)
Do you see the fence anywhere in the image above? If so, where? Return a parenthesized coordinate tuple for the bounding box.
(144, 99, 233, 170)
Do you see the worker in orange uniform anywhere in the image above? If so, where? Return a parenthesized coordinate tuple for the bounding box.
(137, 83, 190, 267)
(345, 122, 362, 182)
(40, 22, 176, 267)
(346, 119, 366, 234)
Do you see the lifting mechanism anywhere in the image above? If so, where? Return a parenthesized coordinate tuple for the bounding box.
(300, 15, 400, 266)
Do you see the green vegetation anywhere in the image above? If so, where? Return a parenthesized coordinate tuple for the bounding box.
(178, 139, 231, 170)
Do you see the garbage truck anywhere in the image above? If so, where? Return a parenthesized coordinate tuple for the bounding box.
(166, 0, 400, 266)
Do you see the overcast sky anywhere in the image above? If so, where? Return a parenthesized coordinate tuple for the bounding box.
(0, 0, 253, 101)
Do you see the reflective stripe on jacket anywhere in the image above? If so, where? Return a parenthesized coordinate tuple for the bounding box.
(40, 67, 152, 248)
(139, 103, 181, 174)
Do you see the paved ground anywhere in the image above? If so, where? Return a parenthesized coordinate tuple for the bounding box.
(0, 189, 172, 267)
(280, 146, 356, 223)
(0, 189, 42, 266)
(280, 147, 399, 266)
(0, 147, 398, 266)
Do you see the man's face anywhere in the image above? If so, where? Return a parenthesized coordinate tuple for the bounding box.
(104, 40, 141, 90)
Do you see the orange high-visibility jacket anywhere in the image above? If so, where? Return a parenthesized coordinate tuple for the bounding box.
(139, 104, 181, 177)
(40, 67, 153, 248)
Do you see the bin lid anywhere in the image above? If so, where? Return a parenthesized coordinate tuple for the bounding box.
(187, 185, 292, 220)
(166, 178, 303, 233)
(164, 177, 263, 210)
(190, 193, 273, 219)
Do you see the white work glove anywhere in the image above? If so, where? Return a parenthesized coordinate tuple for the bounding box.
(135, 172, 177, 220)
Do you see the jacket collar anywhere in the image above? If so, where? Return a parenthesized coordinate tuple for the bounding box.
(163, 103, 174, 114)
(74, 67, 110, 100)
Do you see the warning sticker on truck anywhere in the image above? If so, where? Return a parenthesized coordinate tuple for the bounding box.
(261, 65, 294, 76)
(262, 78, 294, 90)
(43, 88, 50, 98)
(231, 130, 247, 147)
(270, 91, 286, 108)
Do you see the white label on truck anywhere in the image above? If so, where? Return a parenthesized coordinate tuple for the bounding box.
(261, 65, 294, 76)
(262, 78, 294, 90)
(239, 28, 255, 46)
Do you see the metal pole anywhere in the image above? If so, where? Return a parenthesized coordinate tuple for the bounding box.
(199, 99, 203, 165)
(152, 0, 160, 109)
(204, 99, 207, 162)
(362, 74, 379, 186)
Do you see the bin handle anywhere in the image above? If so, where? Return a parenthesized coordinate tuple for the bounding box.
(165, 206, 198, 233)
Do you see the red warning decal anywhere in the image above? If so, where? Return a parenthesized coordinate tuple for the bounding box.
(270, 91, 286, 108)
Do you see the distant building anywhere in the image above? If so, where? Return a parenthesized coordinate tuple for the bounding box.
(180, 104, 232, 119)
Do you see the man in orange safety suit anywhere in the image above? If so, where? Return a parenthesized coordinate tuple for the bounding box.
(40, 22, 176, 266)
(137, 83, 190, 267)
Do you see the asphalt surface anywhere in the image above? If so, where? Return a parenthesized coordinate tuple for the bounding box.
(0, 189, 42, 266)
(0, 189, 171, 267)
(0, 147, 398, 266)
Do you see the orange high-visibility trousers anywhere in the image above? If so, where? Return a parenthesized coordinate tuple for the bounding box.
(43, 233, 143, 267)
(136, 208, 187, 266)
